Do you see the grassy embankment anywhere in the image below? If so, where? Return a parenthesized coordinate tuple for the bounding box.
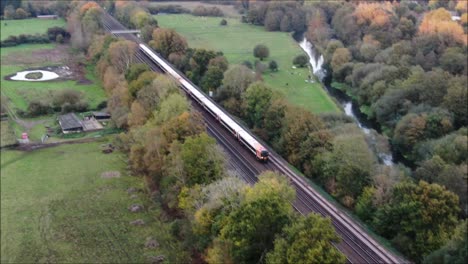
(0, 18, 66, 40)
(1, 139, 186, 263)
(156, 14, 339, 113)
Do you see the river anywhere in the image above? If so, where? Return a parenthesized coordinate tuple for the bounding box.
(298, 38, 394, 166)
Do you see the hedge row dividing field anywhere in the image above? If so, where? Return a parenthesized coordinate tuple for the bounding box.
(156, 14, 339, 113)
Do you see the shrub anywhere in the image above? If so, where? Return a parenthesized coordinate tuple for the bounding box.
(269, 60, 278, 72)
(27, 100, 53, 117)
(293, 54, 308, 67)
(56, 34, 64, 43)
(192, 5, 224, 17)
(47, 27, 70, 41)
(220, 19, 227, 26)
(242, 60, 253, 69)
(15, 8, 28, 19)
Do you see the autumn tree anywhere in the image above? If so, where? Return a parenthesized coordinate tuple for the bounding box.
(331, 48, 351, 73)
(108, 40, 138, 74)
(418, 8, 467, 46)
(253, 44, 269, 60)
(217, 65, 255, 114)
(149, 28, 188, 58)
(266, 213, 346, 264)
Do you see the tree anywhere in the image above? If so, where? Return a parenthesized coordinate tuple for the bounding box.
(418, 8, 466, 46)
(219, 172, 295, 263)
(181, 133, 225, 186)
(331, 48, 351, 73)
(200, 66, 224, 93)
(268, 60, 278, 72)
(243, 82, 273, 128)
(423, 220, 468, 264)
(125, 63, 150, 82)
(128, 71, 158, 98)
(154, 93, 190, 125)
(443, 76, 468, 127)
(219, 65, 255, 100)
(264, 10, 283, 31)
(292, 54, 308, 68)
(373, 181, 460, 261)
(220, 19, 227, 26)
(136, 74, 179, 111)
(108, 40, 138, 74)
(3, 5, 15, 19)
(253, 44, 269, 60)
(266, 213, 346, 264)
(440, 47, 467, 75)
(149, 28, 188, 58)
(128, 101, 149, 127)
(15, 8, 28, 19)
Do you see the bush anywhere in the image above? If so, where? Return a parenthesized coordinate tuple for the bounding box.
(27, 100, 53, 117)
(52, 89, 88, 113)
(0, 33, 51, 47)
(15, 8, 28, 19)
(269, 60, 278, 72)
(97, 101, 108, 110)
(146, 5, 190, 14)
(56, 34, 64, 43)
(192, 5, 224, 17)
(242, 60, 253, 69)
(293, 54, 308, 68)
(220, 19, 227, 26)
(47, 27, 70, 41)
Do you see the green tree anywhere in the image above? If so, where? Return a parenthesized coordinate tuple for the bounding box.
(125, 63, 150, 82)
(243, 82, 273, 128)
(253, 44, 269, 60)
(220, 171, 295, 264)
(443, 76, 468, 127)
(423, 220, 468, 264)
(373, 181, 460, 261)
(181, 133, 225, 186)
(266, 213, 346, 264)
(200, 66, 224, 93)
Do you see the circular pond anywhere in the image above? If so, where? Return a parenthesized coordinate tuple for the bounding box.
(10, 70, 59, 81)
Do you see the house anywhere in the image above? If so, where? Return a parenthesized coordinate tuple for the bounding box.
(58, 113, 83, 133)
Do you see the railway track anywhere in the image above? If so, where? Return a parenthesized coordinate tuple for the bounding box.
(100, 13, 406, 264)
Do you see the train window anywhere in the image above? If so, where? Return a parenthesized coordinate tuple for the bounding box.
(261, 150, 269, 157)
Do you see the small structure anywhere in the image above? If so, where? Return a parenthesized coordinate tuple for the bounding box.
(87, 111, 111, 121)
(37, 15, 58, 19)
(58, 113, 83, 134)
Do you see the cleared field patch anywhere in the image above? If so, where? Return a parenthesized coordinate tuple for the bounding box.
(1, 18, 66, 40)
(1, 140, 187, 263)
(156, 14, 339, 113)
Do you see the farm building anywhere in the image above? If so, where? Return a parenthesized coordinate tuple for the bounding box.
(87, 111, 111, 121)
(58, 113, 83, 133)
(37, 15, 58, 19)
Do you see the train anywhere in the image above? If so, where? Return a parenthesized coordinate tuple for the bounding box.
(139, 43, 270, 162)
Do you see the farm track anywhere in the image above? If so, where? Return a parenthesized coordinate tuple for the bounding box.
(101, 13, 406, 264)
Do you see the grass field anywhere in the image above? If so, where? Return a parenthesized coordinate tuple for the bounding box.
(156, 14, 339, 113)
(1, 139, 188, 263)
(1, 45, 107, 111)
(1, 18, 66, 40)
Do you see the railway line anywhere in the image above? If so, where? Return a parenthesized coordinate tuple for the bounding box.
(101, 13, 406, 264)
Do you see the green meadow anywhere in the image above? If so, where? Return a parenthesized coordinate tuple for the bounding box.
(1, 139, 187, 263)
(1, 18, 66, 40)
(156, 14, 339, 113)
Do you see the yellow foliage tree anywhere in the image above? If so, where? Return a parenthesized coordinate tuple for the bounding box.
(419, 8, 467, 46)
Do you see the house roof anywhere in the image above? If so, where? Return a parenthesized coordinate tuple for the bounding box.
(58, 113, 83, 130)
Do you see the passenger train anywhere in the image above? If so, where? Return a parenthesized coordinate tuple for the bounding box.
(139, 44, 269, 161)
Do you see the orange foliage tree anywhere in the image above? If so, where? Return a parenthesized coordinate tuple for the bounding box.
(79, 1, 100, 17)
(353, 2, 394, 28)
(419, 8, 467, 46)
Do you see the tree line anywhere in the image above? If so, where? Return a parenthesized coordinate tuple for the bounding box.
(66, 1, 346, 263)
(299, 1, 466, 262)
